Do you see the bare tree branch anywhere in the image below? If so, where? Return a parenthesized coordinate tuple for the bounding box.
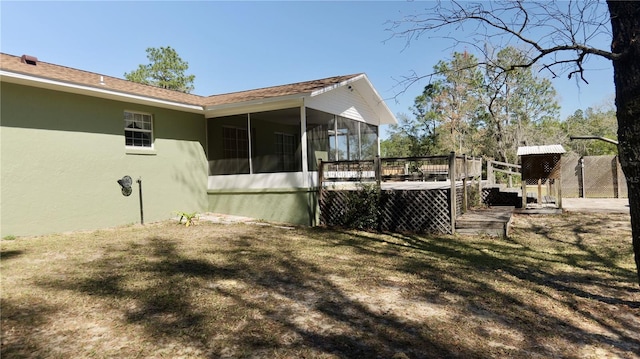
(386, 0, 617, 98)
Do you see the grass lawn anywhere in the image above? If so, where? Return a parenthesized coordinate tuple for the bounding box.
(1, 212, 639, 358)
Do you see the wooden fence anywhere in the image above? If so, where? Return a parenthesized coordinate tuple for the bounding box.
(561, 153, 627, 198)
(317, 153, 482, 234)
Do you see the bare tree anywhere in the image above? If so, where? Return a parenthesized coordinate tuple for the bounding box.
(389, 0, 640, 285)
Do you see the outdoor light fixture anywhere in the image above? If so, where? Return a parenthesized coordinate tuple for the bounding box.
(116, 175, 144, 225)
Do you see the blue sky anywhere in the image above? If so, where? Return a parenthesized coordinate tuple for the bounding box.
(1, 1, 615, 135)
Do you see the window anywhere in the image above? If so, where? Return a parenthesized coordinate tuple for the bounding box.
(223, 126, 249, 159)
(221, 126, 250, 174)
(275, 132, 296, 172)
(124, 111, 153, 148)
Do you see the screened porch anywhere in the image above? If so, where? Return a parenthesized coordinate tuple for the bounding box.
(206, 106, 379, 189)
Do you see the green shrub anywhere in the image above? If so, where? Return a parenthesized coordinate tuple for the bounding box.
(342, 183, 381, 230)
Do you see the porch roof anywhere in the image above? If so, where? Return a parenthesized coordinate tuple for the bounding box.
(203, 74, 362, 106)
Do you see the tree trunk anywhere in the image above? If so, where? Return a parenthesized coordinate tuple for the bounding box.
(608, 1, 640, 285)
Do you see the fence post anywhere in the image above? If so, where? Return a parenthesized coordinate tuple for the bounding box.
(579, 157, 586, 198)
(477, 157, 483, 206)
(613, 156, 620, 198)
(462, 154, 468, 214)
(449, 151, 457, 234)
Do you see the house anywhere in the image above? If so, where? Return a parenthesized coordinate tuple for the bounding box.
(0, 53, 397, 237)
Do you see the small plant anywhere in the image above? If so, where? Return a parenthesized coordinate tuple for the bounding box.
(3, 235, 16, 240)
(175, 211, 198, 227)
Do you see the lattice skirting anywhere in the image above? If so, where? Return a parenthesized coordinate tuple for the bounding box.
(320, 188, 454, 234)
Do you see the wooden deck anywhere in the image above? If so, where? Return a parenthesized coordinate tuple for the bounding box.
(455, 206, 515, 237)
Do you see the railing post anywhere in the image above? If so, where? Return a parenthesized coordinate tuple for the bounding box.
(487, 160, 494, 185)
(318, 159, 324, 219)
(449, 151, 457, 234)
(375, 155, 381, 187)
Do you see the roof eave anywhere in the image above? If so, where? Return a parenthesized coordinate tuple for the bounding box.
(1, 70, 204, 114)
(204, 93, 306, 118)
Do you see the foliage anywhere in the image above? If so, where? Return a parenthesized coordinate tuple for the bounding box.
(384, 52, 484, 157)
(563, 106, 618, 156)
(3, 235, 16, 241)
(175, 211, 198, 227)
(383, 48, 560, 162)
(125, 46, 196, 93)
(428, 52, 485, 155)
(342, 183, 381, 230)
(482, 46, 560, 163)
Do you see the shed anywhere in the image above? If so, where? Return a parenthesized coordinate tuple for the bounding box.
(517, 145, 566, 211)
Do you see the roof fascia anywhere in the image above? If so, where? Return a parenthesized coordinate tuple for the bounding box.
(1, 70, 204, 114)
(356, 75, 397, 125)
(310, 74, 366, 97)
(204, 94, 305, 118)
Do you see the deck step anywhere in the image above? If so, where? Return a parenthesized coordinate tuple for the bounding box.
(455, 206, 514, 237)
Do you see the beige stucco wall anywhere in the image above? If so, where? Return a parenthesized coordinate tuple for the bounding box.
(1, 83, 208, 237)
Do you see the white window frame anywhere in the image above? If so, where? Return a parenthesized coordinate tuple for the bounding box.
(124, 110, 154, 149)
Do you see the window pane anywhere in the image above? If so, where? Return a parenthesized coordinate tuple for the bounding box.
(124, 111, 153, 148)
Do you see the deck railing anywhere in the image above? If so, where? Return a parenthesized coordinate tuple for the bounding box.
(317, 152, 483, 233)
(319, 153, 482, 184)
(487, 160, 521, 188)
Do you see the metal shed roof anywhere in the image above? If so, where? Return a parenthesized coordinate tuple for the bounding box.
(517, 144, 566, 156)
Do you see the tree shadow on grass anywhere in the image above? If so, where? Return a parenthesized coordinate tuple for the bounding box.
(323, 222, 640, 357)
(0, 250, 25, 261)
(1, 299, 59, 358)
(16, 218, 640, 358)
(35, 233, 482, 358)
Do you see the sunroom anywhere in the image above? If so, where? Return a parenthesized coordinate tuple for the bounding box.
(202, 74, 396, 225)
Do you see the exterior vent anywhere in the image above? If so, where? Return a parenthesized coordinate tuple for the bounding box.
(21, 55, 38, 66)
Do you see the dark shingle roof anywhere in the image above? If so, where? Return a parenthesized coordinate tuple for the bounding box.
(1, 53, 362, 109)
